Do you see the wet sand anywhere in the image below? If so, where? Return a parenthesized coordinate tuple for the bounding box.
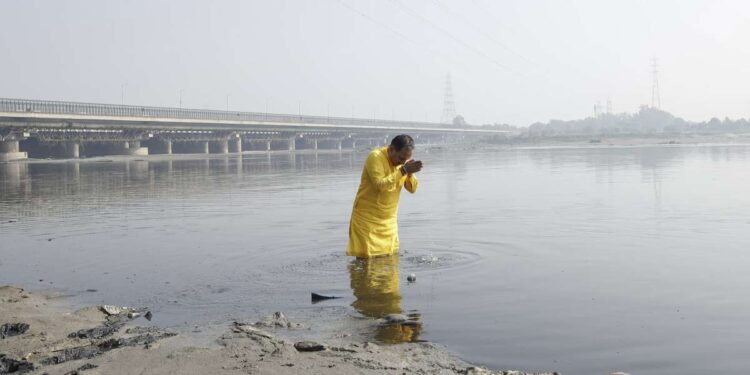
(0, 285, 559, 375)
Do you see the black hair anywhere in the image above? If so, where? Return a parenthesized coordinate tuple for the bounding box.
(390, 134, 414, 151)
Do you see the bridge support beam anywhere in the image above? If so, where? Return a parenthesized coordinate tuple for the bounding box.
(210, 140, 229, 154)
(229, 138, 242, 153)
(337, 140, 342, 151)
(122, 141, 148, 156)
(147, 140, 172, 155)
(201, 141, 209, 154)
(64, 141, 80, 159)
(0, 141, 28, 162)
(266, 140, 272, 152)
(312, 139, 318, 151)
(288, 137, 296, 151)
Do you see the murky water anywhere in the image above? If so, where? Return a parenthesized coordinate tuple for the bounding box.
(2, 145, 750, 375)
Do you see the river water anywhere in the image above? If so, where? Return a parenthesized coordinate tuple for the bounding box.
(2, 144, 750, 375)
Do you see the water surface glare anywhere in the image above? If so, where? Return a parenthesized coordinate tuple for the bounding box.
(2, 146, 750, 375)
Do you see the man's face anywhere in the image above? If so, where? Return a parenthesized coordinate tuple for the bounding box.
(388, 146, 413, 165)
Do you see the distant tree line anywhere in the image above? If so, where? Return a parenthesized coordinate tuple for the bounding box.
(465, 106, 750, 138)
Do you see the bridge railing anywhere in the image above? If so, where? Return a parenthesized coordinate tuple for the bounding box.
(0, 98, 451, 129)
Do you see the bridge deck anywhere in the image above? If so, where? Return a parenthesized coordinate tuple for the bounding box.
(1, 98, 508, 134)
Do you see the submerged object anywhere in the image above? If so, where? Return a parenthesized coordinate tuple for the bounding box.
(383, 314, 408, 324)
(407, 273, 416, 282)
(311, 292, 341, 303)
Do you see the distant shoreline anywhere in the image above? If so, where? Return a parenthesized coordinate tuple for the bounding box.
(480, 133, 750, 148)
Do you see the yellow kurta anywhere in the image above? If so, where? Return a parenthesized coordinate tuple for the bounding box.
(347, 147, 418, 257)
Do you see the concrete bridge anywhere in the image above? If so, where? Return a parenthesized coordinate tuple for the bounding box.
(0, 98, 508, 161)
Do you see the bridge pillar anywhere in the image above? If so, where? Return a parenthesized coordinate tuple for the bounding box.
(0, 141, 28, 162)
(266, 140, 272, 151)
(229, 138, 242, 153)
(163, 140, 172, 155)
(351, 140, 357, 150)
(201, 141, 209, 154)
(122, 141, 148, 156)
(288, 137, 296, 151)
(64, 142, 80, 159)
(337, 140, 342, 151)
(210, 140, 229, 154)
(312, 139, 318, 151)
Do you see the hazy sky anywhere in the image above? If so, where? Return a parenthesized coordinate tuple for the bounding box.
(1, 0, 748, 126)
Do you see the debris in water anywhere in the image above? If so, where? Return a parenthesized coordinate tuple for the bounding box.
(100, 305, 131, 316)
(407, 273, 416, 282)
(311, 292, 341, 303)
(383, 314, 408, 324)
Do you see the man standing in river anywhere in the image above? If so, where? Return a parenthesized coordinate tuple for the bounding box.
(347, 134, 423, 258)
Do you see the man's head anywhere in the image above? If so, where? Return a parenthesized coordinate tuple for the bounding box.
(387, 134, 414, 165)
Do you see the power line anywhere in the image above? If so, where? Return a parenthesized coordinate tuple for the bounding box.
(386, 0, 519, 74)
(466, 0, 513, 32)
(336, 0, 418, 47)
(430, 0, 534, 66)
(334, 0, 471, 72)
(464, 0, 607, 88)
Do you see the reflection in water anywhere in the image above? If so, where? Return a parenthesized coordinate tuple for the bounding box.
(0, 162, 29, 197)
(349, 256, 422, 343)
(0, 153, 356, 222)
(125, 160, 150, 180)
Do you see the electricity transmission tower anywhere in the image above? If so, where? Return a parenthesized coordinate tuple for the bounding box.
(651, 58, 661, 109)
(441, 73, 456, 124)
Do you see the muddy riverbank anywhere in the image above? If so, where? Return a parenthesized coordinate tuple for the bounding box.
(0, 285, 563, 375)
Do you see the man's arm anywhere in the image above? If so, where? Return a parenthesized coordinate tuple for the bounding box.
(404, 174, 418, 193)
(366, 153, 403, 192)
(403, 160, 422, 193)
